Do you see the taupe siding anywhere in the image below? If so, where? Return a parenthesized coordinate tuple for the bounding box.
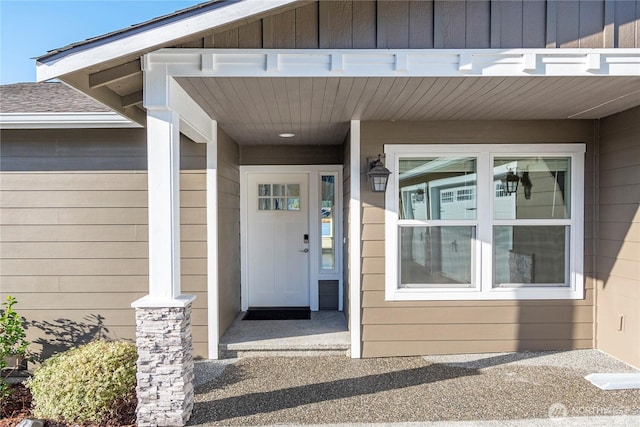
(359, 120, 595, 358)
(217, 127, 241, 336)
(202, 1, 640, 49)
(0, 129, 209, 358)
(596, 106, 640, 368)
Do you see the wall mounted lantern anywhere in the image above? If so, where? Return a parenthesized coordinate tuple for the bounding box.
(367, 154, 391, 192)
(503, 170, 533, 199)
(503, 171, 520, 195)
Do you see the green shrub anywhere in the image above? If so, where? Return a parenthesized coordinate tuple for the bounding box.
(26, 340, 137, 423)
(0, 295, 32, 400)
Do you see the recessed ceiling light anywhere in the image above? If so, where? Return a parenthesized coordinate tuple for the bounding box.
(279, 133, 295, 138)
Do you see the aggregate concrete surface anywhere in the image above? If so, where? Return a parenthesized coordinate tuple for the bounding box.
(188, 350, 640, 426)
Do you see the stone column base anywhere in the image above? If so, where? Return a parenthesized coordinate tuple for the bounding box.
(134, 298, 195, 426)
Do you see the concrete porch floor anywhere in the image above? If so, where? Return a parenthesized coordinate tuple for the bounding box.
(218, 310, 350, 357)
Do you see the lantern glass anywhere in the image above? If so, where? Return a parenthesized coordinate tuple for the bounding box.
(370, 175, 388, 192)
(504, 172, 519, 194)
(368, 155, 391, 193)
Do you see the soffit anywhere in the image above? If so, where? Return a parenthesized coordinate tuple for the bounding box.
(176, 75, 640, 145)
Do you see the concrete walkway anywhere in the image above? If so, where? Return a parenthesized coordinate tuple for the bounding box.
(189, 350, 640, 426)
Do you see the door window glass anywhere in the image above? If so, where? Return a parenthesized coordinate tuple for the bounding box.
(258, 184, 301, 211)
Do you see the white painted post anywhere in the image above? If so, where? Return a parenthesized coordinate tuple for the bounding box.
(206, 121, 220, 359)
(349, 120, 362, 358)
(146, 108, 182, 301)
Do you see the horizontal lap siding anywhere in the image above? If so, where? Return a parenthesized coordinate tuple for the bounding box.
(0, 129, 209, 358)
(359, 121, 595, 358)
(596, 106, 640, 368)
(217, 128, 241, 337)
(202, 1, 638, 49)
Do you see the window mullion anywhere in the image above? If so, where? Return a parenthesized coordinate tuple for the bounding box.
(477, 151, 492, 294)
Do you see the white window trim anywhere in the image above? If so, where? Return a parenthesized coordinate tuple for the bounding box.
(385, 143, 585, 301)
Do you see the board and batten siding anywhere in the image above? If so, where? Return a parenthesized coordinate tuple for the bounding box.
(0, 129, 209, 359)
(191, 0, 640, 50)
(359, 120, 596, 358)
(596, 106, 640, 367)
(217, 127, 241, 335)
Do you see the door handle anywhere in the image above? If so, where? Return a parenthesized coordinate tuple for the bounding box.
(299, 248, 309, 253)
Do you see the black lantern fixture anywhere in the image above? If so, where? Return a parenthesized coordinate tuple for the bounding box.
(503, 170, 520, 195)
(367, 154, 391, 192)
(520, 171, 533, 199)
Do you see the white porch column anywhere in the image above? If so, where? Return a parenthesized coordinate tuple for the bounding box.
(132, 109, 196, 426)
(132, 65, 199, 425)
(147, 108, 182, 301)
(349, 120, 362, 358)
(206, 121, 220, 359)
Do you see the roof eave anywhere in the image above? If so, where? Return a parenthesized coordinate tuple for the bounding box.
(35, 0, 301, 82)
(0, 112, 141, 129)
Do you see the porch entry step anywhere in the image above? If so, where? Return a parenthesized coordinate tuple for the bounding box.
(243, 307, 311, 321)
(219, 347, 350, 359)
(219, 311, 350, 358)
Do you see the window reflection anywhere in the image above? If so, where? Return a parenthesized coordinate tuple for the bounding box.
(400, 226, 474, 288)
(399, 157, 477, 220)
(493, 157, 571, 220)
(321, 176, 335, 270)
(494, 226, 567, 286)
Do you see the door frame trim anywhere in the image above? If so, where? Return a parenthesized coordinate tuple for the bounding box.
(240, 165, 343, 312)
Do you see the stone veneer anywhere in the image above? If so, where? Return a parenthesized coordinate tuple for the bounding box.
(134, 303, 195, 426)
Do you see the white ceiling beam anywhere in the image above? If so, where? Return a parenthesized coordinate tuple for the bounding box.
(146, 48, 640, 78)
(89, 60, 142, 89)
(169, 78, 214, 144)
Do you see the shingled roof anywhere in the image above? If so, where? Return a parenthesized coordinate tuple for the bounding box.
(0, 82, 110, 113)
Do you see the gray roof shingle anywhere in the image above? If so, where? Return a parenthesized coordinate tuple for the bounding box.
(37, 1, 219, 63)
(0, 82, 110, 113)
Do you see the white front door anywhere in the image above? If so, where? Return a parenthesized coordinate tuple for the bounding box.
(246, 172, 310, 307)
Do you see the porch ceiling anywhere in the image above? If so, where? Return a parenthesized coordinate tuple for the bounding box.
(176, 75, 640, 145)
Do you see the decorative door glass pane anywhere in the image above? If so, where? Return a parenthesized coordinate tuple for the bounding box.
(259, 184, 271, 197)
(287, 198, 300, 210)
(257, 183, 302, 211)
(273, 184, 285, 197)
(493, 157, 571, 220)
(258, 198, 270, 210)
(400, 226, 474, 288)
(493, 225, 567, 287)
(273, 198, 285, 210)
(321, 175, 335, 270)
(287, 184, 300, 197)
(398, 157, 477, 220)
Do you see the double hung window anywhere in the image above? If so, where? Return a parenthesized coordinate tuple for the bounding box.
(385, 144, 585, 300)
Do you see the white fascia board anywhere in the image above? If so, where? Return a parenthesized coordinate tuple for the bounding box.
(36, 0, 299, 82)
(0, 112, 140, 129)
(146, 48, 640, 78)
